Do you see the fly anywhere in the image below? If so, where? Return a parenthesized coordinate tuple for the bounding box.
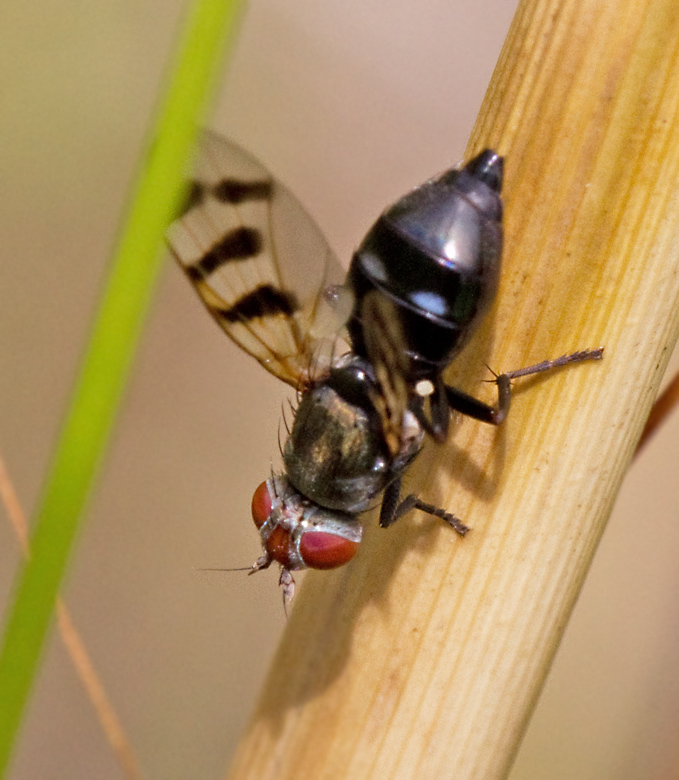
(167, 132, 603, 606)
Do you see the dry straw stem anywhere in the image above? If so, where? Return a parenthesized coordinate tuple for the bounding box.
(0, 456, 146, 780)
(228, 1, 679, 779)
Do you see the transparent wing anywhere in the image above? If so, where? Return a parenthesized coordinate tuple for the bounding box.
(360, 292, 411, 456)
(167, 131, 350, 387)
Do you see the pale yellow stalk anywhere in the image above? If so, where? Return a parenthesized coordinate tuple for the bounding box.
(228, 0, 679, 777)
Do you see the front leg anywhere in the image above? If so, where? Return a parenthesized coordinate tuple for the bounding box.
(379, 476, 469, 536)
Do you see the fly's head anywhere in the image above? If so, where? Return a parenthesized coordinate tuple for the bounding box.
(249, 474, 362, 606)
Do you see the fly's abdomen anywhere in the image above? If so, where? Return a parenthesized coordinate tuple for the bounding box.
(347, 150, 503, 377)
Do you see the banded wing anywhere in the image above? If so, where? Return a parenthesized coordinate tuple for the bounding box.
(167, 131, 349, 387)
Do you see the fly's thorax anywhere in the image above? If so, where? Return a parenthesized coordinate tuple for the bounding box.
(251, 475, 361, 571)
(283, 357, 393, 513)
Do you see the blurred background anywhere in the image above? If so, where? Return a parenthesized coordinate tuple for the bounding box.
(1, 1, 679, 778)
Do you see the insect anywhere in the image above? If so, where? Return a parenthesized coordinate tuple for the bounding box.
(168, 132, 603, 605)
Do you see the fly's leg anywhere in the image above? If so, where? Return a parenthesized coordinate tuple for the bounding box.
(446, 347, 604, 426)
(395, 495, 470, 536)
(414, 374, 451, 442)
(445, 374, 511, 425)
(379, 476, 469, 536)
(378, 477, 402, 528)
(501, 348, 604, 380)
(384, 348, 603, 537)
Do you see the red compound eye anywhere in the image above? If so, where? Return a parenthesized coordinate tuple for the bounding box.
(251, 481, 272, 529)
(299, 532, 359, 570)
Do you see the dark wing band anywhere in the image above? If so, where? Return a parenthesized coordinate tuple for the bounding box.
(168, 131, 349, 387)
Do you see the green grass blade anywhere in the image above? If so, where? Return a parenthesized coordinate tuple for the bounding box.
(0, 0, 246, 774)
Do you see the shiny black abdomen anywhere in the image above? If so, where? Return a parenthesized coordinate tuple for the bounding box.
(347, 150, 503, 380)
